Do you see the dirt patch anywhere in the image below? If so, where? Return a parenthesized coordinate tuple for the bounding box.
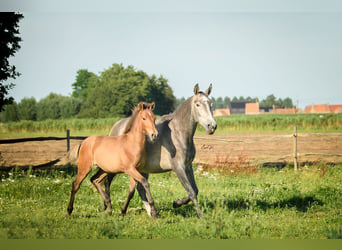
(0, 132, 341, 169)
(194, 132, 342, 167)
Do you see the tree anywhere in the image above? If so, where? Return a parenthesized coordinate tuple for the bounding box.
(282, 97, 294, 108)
(260, 94, 277, 108)
(71, 69, 98, 99)
(18, 97, 37, 120)
(79, 64, 176, 118)
(0, 13, 23, 111)
(0, 102, 19, 122)
(36, 93, 64, 120)
(59, 96, 82, 119)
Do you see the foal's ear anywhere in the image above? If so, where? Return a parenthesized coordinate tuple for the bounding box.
(138, 102, 145, 110)
(194, 83, 200, 95)
(149, 102, 155, 110)
(204, 83, 212, 96)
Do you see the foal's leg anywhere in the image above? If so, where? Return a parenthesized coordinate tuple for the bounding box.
(90, 169, 112, 215)
(126, 168, 158, 218)
(135, 173, 154, 216)
(67, 164, 92, 215)
(121, 177, 136, 216)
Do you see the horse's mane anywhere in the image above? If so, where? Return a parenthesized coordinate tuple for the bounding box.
(172, 96, 193, 120)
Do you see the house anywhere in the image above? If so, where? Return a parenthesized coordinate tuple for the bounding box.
(273, 108, 299, 114)
(245, 102, 260, 114)
(228, 101, 252, 114)
(305, 104, 342, 114)
(213, 108, 231, 117)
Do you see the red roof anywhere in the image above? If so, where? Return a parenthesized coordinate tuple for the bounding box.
(305, 104, 342, 113)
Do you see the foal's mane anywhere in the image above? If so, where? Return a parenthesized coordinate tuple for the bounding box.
(123, 102, 149, 134)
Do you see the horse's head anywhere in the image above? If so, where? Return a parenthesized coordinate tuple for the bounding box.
(191, 84, 217, 135)
(137, 102, 158, 142)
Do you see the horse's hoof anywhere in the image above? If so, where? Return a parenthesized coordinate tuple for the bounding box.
(67, 207, 73, 215)
(173, 200, 181, 208)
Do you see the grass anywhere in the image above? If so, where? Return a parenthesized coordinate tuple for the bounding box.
(1, 113, 342, 137)
(1, 164, 341, 239)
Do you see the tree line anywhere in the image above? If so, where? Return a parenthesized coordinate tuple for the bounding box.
(1, 64, 177, 122)
(211, 95, 294, 110)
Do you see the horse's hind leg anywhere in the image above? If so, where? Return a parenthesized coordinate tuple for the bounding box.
(99, 173, 116, 212)
(121, 177, 136, 217)
(91, 169, 112, 215)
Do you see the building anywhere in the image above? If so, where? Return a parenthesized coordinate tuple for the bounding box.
(228, 101, 252, 114)
(213, 108, 230, 117)
(305, 104, 342, 114)
(245, 102, 260, 114)
(273, 108, 298, 114)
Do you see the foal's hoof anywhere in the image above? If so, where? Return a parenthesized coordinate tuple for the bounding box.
(151, 213, 160, 219)
(98, 205, 106, 212)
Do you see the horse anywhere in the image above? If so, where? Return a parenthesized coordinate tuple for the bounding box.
(67, 102, 159, 218)
(104, 84, 217, 218)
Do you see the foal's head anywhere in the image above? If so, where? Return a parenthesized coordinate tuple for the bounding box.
(133, 102, 158, 142)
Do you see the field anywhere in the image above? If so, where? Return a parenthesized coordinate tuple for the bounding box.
(0, 164, 342, 239)
(1, 114, 342, 239)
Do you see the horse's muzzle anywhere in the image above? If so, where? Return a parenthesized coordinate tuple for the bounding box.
(207, 122, 217, 135)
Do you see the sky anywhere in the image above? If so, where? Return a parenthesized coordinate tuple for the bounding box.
(2, 0, 342, 109)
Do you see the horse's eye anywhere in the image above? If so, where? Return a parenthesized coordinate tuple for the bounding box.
(196, 103, 200, 107)
(143, 117, 146, 120)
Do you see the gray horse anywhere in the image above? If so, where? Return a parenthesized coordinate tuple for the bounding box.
(105, 84, 217, 218)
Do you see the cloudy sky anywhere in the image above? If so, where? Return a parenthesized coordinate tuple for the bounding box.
(3, 0, 342, 109)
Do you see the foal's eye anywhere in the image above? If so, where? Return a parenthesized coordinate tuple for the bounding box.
(196, 103, 200, 107)
(142, 117, 146, 120)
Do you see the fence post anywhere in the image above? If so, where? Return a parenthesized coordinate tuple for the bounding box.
(66, 129, 70, 152)
(293, 126, 298, 171)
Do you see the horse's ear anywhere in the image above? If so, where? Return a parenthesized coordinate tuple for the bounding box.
(194, 83, 200, 95)
(205, 83, 212, 96)
(149, 102, 155, 110)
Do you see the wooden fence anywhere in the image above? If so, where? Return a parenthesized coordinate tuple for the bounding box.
(0, 130, 87, 152)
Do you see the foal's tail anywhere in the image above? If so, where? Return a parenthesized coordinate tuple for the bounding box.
(67, 143, 82, 164)
(57, 143, 81, 167)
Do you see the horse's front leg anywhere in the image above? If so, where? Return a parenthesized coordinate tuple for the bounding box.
(173, 164, 202, 219)
(173, 164, 198, 207)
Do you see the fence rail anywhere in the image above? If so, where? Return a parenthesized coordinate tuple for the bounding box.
(0, 130, 87, 152)
(0, 136, 87, 144)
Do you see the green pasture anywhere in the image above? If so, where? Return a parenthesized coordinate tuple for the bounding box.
(0, 164, 341, 239)
(1, 113, 342, 137)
